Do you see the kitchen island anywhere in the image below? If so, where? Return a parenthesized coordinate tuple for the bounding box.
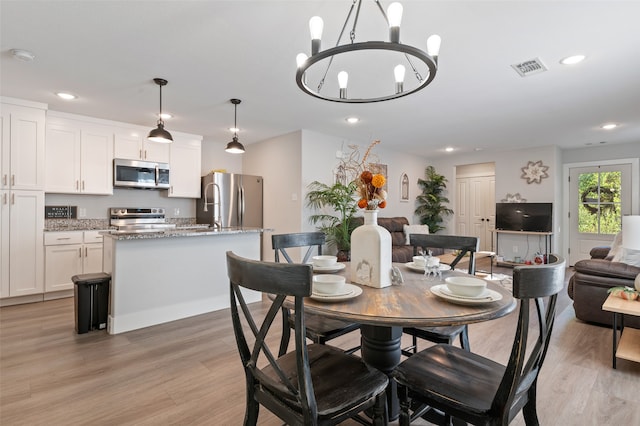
(102, 227, 264, 334)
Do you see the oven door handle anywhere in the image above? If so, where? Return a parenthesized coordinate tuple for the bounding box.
(155, 165, 159, 186)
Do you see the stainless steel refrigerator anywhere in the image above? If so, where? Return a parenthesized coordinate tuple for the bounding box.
(196, 172, 263, 229)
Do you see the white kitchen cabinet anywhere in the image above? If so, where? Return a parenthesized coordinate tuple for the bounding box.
(45, 118, 113, 194)
(44, 230, 104, 292)
(0, 190, 44, 298)
(168, 135, 202, 198)
(1, 100, 46, 191)
(114, 131, 170, 163)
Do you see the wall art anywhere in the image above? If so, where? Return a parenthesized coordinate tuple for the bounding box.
(521, 160, 549, 184)
(400, 173, 409, 202)
(500, 193, 527, 203)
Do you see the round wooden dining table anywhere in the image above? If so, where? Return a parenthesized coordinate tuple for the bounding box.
(301, 262, 517, 420)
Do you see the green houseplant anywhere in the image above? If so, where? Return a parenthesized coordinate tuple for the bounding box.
(306, 180, 359, 259)
(415, 165, 454, 234)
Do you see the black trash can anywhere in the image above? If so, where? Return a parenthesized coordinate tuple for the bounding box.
(72, 272, 111, 334)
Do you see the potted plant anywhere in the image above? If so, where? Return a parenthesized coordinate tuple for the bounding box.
(415, 165, 454, 234)
(306, 180, 359, 260)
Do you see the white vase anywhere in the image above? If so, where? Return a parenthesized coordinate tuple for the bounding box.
(350, 210, 393, 288)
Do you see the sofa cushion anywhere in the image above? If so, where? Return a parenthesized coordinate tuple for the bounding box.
(620, 248, 640, 267)
(403, 224, 429, 245)
(573, 258, 640, 281)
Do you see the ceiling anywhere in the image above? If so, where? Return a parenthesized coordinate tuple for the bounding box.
(2, 1, 639, 158)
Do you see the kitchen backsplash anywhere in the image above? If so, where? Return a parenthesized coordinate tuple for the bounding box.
(45, 218, 197, 231)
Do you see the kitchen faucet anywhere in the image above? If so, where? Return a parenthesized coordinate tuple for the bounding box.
(203, 182, 222, 229)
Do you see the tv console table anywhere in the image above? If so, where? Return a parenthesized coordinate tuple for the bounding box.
(493, 229, 553, 267)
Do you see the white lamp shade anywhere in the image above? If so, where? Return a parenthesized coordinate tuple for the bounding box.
(622, 215, 640, 250)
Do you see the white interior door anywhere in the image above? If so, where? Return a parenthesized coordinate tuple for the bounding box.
(568, 164, 631, 265)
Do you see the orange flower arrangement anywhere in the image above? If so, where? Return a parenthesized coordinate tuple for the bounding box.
(355, 141, 388, 210)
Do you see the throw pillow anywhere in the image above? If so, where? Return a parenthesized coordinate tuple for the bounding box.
(621, 248, 640, 267)
(404, 224, 429, 245)
(610, 231, 624, 262)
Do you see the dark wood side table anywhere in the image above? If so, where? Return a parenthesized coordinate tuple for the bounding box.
(602, 293, 640, 368)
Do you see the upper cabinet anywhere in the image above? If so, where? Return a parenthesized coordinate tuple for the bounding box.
(45, 115, 113, 195)
(168, 135, 202, 198)
(1, 100, 46, 191)
(114, 131, 170, 163)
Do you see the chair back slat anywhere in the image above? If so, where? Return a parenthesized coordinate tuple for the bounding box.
(409, 234, 479, 274)
(493, 255, 565, 421)
(272, 232, 325, 264)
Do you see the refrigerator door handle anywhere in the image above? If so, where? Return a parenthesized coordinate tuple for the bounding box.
(240, 185, 246, 227)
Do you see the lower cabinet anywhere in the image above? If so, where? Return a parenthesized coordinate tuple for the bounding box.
(44, 230, 104, 292)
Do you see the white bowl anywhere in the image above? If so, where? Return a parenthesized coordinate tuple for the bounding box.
(312, 255, 337, 267)
(312, 274, 346, 295)
(412, 256, 426, 266)
(445, 276, 487, 297)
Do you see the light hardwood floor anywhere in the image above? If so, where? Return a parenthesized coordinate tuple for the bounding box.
(1, 266, 639, 425)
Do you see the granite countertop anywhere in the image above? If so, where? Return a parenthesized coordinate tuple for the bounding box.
(101, 227, 268, 240)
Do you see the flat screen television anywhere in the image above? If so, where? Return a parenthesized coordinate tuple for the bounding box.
(495, 203, 553, 232)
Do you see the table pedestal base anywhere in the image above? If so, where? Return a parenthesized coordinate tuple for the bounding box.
(361, 325, 402, 420)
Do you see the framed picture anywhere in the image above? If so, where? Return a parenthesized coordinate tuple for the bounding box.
(400, 173, 409, 202)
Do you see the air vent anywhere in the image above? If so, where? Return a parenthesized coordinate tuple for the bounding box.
(511, 57, 547, 77)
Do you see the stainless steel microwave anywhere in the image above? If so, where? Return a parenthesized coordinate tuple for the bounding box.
(113, 159, 170, 189)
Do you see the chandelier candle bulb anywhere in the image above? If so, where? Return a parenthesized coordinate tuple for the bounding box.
(394, 64, 406, 93)
(387, 2, 403, 43)
(309, 16, 323, 55)
(427, 34, 441, 59)
(338, 71, 348, 99)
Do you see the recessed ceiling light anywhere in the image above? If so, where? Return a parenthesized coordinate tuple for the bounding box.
(560, 55, 586, 65)
(56, 92, 76, 100)
(445, 147, 454, 152)
(229, 127, 240, 132)
(11, 49, 35, 62)
(159, 113, 172, 120)
(346, 117, 359, 124)
(601, 123, 617, 130)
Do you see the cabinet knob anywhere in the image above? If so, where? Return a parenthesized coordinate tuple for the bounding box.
(82, 181, 85, 191)
(11, 174, 15, 186)
(79, 248, 82, 258)
(11, 193, 14, 205)
(2, 174, 6, 186)
(76, 180, 79, 190)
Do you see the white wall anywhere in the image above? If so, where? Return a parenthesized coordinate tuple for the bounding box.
(242, 131, 303, 261)
(430, 144, 561, 260)
(300, 130, 428, 230)
(200, 139, 243, 175)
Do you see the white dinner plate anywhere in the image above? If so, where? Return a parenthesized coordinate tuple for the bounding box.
(312, 263, 346, 273)
(404, 262, 451, 273)
(310, 283, 363, 302)
(430, 284, 502, 305)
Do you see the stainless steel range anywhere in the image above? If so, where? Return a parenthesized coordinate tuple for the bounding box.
(109, 207, 176, 233)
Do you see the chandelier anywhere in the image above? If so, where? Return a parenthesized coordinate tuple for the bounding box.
(295, 1, 441, 103)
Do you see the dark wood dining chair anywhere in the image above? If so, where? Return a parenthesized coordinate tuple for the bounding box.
(393, 255, 566, 426)
(226, 251, 388, 426)
(401, 234, 480, 356)
(272, 232, 360, 356)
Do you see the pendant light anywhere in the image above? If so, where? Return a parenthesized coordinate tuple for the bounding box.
(225, 99, 245, 154)
(148, 78, 173, 143)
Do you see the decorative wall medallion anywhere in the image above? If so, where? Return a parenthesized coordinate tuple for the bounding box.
(520, 160, 549, 184)
(500, 193, 527, 203)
